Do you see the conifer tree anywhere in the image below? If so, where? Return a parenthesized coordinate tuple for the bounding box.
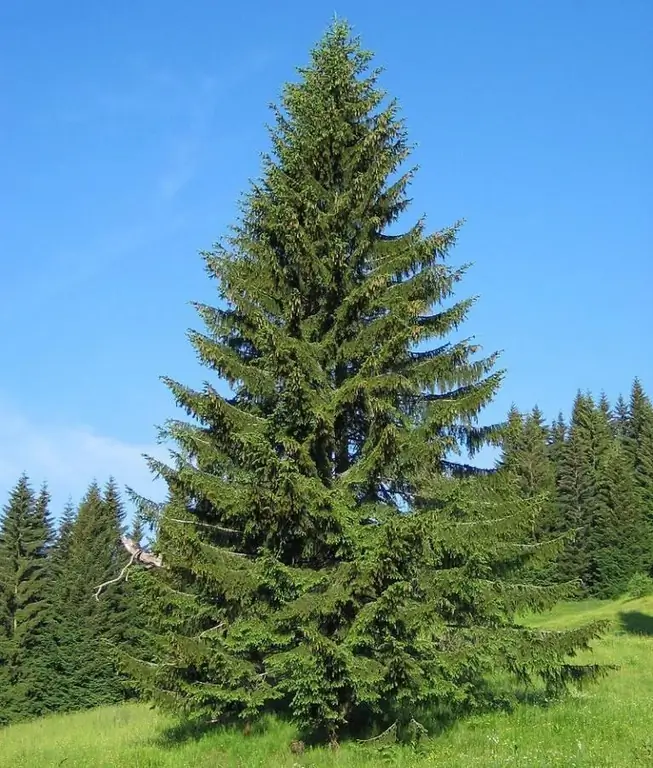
(125, 22, 602, 741)
(583, 397, 615, 594)
(503, 407, 555, 498)
(46, 499, 79, 714)
(593, 437, 649, 595)
(598, 392, 612, 422)
(50, 499, 76, 580)
(626, 380, 653, 548)
(0, 476, 34, 723)
(100, 479, 131, 644)
(612, 394, 630, 439)
(53, 482, 129, 711)
(499, 405, 526, 474)
(21, 483, 58, 715)
(130, 513, 145, 547)
(0, 476, 55, 721)
(499, 405, 556, 540)
(555, 394, 596, 588)
(103, 480, 151, 692)
(555, 393, 647, 597)
(549, 413, 567, 458)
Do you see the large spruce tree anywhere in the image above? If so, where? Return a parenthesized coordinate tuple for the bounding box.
(126, 22, 602, 741)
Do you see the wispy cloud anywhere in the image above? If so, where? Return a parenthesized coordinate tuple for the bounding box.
(0, 399, 167, 517)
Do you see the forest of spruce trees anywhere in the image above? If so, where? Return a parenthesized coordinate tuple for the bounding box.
(0, 478, 147, 724)
(501, 380, 653, 598)
(1, 22, 651, 741)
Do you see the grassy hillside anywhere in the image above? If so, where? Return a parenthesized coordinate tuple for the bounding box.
(2, 596, 653, 767)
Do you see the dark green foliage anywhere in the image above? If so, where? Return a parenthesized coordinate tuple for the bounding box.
(125, 22, 602, 742)
(499, 405, 556, 539)
(612, 395, 630, 439)
(498, 406, 560, 584)
(118, 508, 154, 691)
(578, 394, 620, 596)
(555, 394, 594, 586)
(50, 480, 132, 712)
(598, 392, 612, 422)
(0, 476, 153, 723)
(0, 476, 55, 722)
(502, 386, 653, 600)
(627, 572, 653, 598)
(50, 499, 76, 580)
(546, 392, 650, 598)
(625, 380, 653, 539)
(593, 436, 649, 596)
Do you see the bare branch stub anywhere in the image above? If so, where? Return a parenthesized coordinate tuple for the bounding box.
(121, 535, 164, 568)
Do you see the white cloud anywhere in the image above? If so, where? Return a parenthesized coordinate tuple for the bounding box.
(0, 401, 167, 518)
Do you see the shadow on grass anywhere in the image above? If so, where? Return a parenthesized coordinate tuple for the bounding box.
(153, 677, 590, 750)
(156, 714, 272, 747)
(619, 611, 653, 637)
(156, 718, 217, 746)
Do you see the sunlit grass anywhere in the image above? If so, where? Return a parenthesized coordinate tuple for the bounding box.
(2, 596, 653, 766)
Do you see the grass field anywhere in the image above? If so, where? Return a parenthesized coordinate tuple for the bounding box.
(2, 596, 653, 767)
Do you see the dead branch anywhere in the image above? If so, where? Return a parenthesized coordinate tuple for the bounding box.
(198, 622, 225, 639)
(94, 553, 137, 601)
(121, 535, 164, 568)
(357, 721, 398, 744)
(93, 536, 164, 600)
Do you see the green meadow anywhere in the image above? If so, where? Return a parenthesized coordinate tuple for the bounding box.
(2, 596, 653, 768)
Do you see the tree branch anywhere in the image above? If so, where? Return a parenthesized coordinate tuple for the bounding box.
(121, 535, 164, 568)
(166, 518, 241, 535)
(93, 536, 164, 599)
(94, 553, 136, 601)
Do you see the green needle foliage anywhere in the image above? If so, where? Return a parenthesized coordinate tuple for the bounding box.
(555, 394, 599, 588)
(499, 405, 556, 534)
(0, 476, 55, 721)
(552, 393, 649, 597)
(611, 394, 630, 439)
(588, 397, 648, 597)
(594, 438, 647, 596)
(126, 21, 602, 743)
(626, 380, 653, 535)
(52, 481, 132, 711)
(498, 405, 559, 583)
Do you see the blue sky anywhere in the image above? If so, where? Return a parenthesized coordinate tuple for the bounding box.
(0, 0, 651, 513)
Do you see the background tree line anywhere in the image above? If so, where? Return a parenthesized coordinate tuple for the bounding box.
(500, 378, 653, 598)
(0, 477, 147, 724)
